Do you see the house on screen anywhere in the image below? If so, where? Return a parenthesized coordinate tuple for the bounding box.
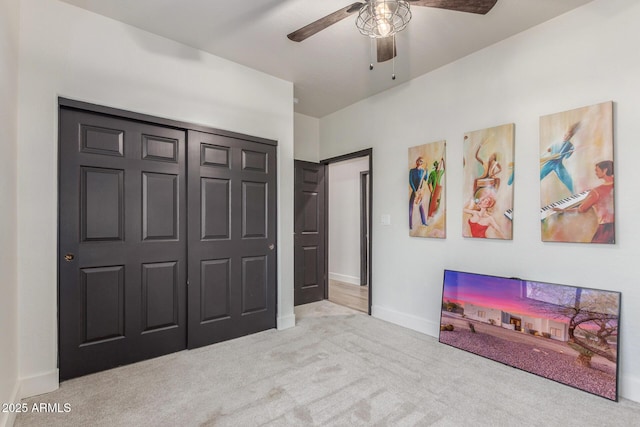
(464, 302, 569, 341)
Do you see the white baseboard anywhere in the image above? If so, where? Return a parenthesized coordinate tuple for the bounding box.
(277, 313, 295, 330)
(0, 382, 21, 427)
(372, 305, 439, 338)
(329, 273, 360, 285)
(19, 369, 58, 399)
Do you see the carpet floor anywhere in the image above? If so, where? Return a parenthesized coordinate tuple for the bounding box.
(15, 301, 640, 426)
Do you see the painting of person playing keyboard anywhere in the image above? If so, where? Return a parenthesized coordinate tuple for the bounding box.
(539, 101, 614, 243)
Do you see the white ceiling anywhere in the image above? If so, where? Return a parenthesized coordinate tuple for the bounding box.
(60, 0, 593, 118)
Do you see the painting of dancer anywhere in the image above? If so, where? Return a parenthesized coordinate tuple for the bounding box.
(408, 141, 446, 238)
(539, 101, 614, 243)
(462, 124, 514, 239)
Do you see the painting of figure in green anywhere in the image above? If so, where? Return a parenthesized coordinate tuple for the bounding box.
(408, 141, 446, 238)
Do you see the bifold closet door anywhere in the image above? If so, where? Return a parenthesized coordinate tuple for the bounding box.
(59, 105, 278, 379)
(187, 130, 277, 349)
(59, 108, 187, 380)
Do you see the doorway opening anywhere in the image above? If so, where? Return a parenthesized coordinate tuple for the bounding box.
(323, 150, 372, 314)
(510, 317, 522, 332)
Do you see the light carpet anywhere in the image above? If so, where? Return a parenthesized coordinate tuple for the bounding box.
(15, 301, 640, 426)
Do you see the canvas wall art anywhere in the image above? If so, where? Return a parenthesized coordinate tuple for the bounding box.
(462, 124, 514, 239)
(439, 270, 620, 401)
(539, 101, 614, 243)
(408, 141, 446, 238)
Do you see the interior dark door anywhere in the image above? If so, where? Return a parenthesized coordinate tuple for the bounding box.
(59, 108, 187, 380)
(187, 130, 277, 349)
(294, 160, 326, 305)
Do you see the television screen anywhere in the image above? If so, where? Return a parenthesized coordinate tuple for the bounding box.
(439, 270, 620, 401)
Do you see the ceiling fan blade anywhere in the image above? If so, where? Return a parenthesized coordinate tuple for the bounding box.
(377, 36, 396, 63)
(407, 0, 498, 15)
(287, 2, 364, 42)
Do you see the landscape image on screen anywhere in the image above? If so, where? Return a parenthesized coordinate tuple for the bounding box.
(439, 270, 620, 401)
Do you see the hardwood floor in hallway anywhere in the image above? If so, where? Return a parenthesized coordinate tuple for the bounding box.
(328, 279, 368, 313)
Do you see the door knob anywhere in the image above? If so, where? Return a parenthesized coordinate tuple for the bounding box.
(269, 244, 275, 250)
(64, 253, 75, 262)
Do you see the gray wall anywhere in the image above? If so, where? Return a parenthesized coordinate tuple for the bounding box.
(0, 0, 20, 425)
(294, 112, 320, 162)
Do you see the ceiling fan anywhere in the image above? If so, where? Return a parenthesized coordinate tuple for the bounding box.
(287, 1, 498, 63)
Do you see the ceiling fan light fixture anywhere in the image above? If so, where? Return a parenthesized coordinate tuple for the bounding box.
(356, 0, 412, 39)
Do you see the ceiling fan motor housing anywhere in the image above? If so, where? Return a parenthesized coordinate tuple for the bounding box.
(356, 1, 412, 38)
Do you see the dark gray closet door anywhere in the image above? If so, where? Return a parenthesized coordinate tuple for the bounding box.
(187, 130, 277, 349)
(58, 108, 187, 380)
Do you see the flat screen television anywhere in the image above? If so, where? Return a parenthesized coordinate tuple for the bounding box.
(439, 270, 620, 401)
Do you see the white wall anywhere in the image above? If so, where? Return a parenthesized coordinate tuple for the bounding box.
(0, 0, 20, 423)
(16, 0, 295, 398)
(320, 0, 640, 402)
(328, 157, 369, 284)
(294, 112, 320, 162)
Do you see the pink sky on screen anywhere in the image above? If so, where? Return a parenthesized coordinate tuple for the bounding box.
(443, 270, 558, 319)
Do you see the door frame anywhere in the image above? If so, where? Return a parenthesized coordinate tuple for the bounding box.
(360, 171, 370, 287)
(58, 98, 277, 147)
(321, 148, 373, 315)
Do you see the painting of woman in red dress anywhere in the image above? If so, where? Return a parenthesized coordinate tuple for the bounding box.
(463, 188, 505, 239)
(462, 123, 514, 239)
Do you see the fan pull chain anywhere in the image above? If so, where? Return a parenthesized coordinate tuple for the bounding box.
(369, 37, 374, 70)
(392, 34, 396, 80)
